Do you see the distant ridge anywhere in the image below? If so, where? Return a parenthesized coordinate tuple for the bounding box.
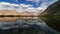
(0, 10, 39, 22)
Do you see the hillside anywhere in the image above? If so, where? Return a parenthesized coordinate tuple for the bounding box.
(40, 0, 60, 32)
(0, 10, 20, 22)
(40, 1, 60, 16)
(0, 10, 39, 22)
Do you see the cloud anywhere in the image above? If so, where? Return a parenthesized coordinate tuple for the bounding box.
(0, 2, 19, 6)
(19, 4, 43, 13)
(26, 0, 40, 2)
(41, 0, 48, 2)
(0, 2, 34, 12)
(37, 0, 58, 12)
(33, 0, 58, 14)
(0, 2, 23, 13)
(26, 0, 33, 1)
(33, 0, 40, 2)
(20, 4, 32, 7)
(0, 0, 58, 14)
(0, 2, 38, 12)
(40, 0, 58, 7)
(0, 2, 19, 10)
(0, 2, 25, 12)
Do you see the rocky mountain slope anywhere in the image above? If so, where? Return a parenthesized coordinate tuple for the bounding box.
(40, 1, 60, 16)
(40, 0, 60, 32)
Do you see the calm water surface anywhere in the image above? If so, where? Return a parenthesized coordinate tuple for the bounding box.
(0, 17, 60, 34)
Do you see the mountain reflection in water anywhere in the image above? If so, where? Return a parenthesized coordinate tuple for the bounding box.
(0, 17, 60, 34)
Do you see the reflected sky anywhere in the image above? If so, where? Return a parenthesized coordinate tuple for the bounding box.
(0, 17, 59, 34)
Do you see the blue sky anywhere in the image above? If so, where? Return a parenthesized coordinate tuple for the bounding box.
(0, 0, 58, 13)
(0, 0, 58, 8)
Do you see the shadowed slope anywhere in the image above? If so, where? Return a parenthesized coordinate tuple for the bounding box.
(40, 0, 60, 32)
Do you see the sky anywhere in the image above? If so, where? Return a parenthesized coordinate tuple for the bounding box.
(0, 0, 58, 7)
(0, 0, 58, 13)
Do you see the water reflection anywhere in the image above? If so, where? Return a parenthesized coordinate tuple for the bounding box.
(40, 17, 60, 34)
(0, 17, 60, 34)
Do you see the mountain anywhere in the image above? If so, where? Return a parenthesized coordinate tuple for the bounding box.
(40, 0, 60, 32)
(0, 10, 39, 22)
(0, 10, 20, 22)
(40, 1, 60, 16)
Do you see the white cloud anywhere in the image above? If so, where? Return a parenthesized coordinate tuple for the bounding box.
(0, 2, 34, 12)
(38, 0, 58, 12)
(41, 0, 48, 2)
(0, 2, 48, 14)
(26, 0, 33, 1)
(0, 2, 19, 10)
(19, 4, 43, 13)
(40, 0, 58, 7)
(0, 2, 22, 13)
(20, 4, 32, 7)
(33, 0, 40, 2)
(26, 0, 40, 2)
(36, 7, 46, 11)
(0, 2, 19, 6)
(0, 0, 58, 14)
